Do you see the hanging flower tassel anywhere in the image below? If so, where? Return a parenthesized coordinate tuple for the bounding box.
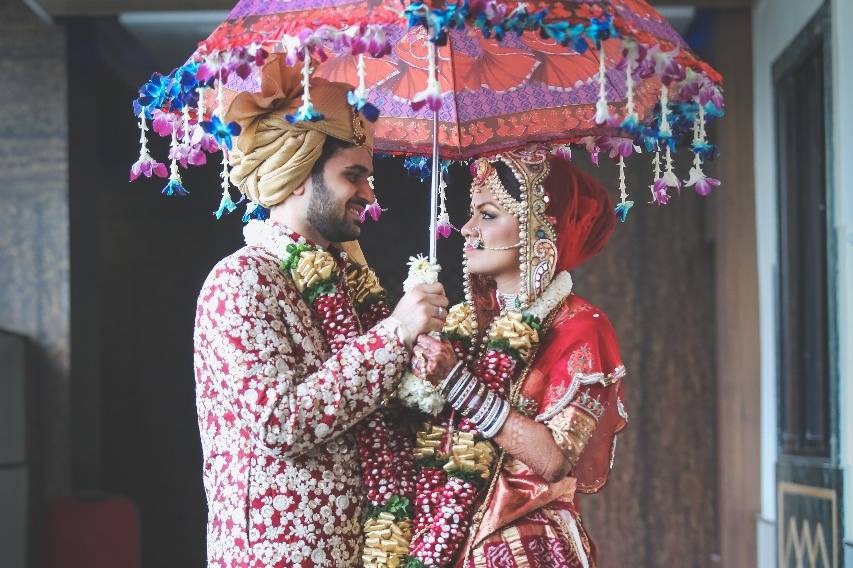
(436, 171, 454, 239)
(594, 43, 611, 125)
(360, 175, 387, 223)
(649, 145, 670, 206)
(130, 110, 168, 182)
(614, 156, 634, 222)
(215, 150, 237, 219)
(621, 41, 640, 133)
(286, 48, 325, 123)
(162, 125, 189, 197)
(684, 103, 720, 196)
(658, 83, 672, 139)
(412, 39, 442, 112)
(242, 201, 268, 222)
(347, 54, 380, 122)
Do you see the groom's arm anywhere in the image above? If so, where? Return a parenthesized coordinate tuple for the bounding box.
(196, 253, 409, 459)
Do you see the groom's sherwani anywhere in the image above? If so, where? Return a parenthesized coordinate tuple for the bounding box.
(193, 224, 408, 567)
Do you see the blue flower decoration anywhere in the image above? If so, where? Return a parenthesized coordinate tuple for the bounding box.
(691, 140, 718, 160)
(138, 72, 179, 116)
(403, 156, 431, 182)
(162, 177, 189, 197)
(214, 193, 238, 219)
(285, 104, 324, 124)
(242, 202, 269, 223)
(704, 102, 725, 119)
(201, 116, 242, 151)
(615, 200, 634, 223)
(347, 91, 380, 123)
(586, 15, 617, 46)
(620, 115, 640, 135)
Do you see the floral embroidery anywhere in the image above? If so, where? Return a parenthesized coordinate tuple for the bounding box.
(194, 222, 409, 567)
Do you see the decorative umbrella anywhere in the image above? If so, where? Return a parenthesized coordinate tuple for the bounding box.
(129, 3, 724, 565)
(130, 0, 724, 259)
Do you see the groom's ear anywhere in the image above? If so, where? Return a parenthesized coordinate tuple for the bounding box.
(292, 176, 310, 197)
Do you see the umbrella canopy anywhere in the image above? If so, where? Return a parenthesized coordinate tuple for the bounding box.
(130, 0, 724, 226)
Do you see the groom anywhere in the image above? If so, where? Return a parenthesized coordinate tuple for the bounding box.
(193, 57, 452, 567)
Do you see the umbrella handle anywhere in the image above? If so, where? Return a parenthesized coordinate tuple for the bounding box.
(429, 109, 440, 264)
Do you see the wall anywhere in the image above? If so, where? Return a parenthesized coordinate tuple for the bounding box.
(0, 2, 69, 565)
(752, 0, 853, 562)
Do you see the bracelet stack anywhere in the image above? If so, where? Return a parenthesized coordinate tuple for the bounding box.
(439, 364, 510, 439)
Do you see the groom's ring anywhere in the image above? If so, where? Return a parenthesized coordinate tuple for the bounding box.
(436, 306, 445, 317)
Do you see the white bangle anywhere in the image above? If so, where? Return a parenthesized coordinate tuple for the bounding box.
(480, 398, 510, 439)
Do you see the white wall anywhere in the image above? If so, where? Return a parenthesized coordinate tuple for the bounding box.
(752, 0, 853, 549)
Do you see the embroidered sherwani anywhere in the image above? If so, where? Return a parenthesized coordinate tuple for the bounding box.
(193, 224, 409, 567)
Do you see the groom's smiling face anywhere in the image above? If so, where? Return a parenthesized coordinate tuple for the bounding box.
(305, 145, 374, 243)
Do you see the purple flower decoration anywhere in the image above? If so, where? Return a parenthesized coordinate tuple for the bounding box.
(684, 167, 721, 197)
(190, 126, 222, 154)
(162, 177, 189, 198)
(651, 178, 671, 205)
(614, 200, 634, 223)
(599, 137, 636, 160)
(436, 216, 455, 239)
(169, 143, 207, 168)
(411, 84, 443, 112)
(201, 115, 242, 151)
(552, 145, 572, 162)
(152, 109, 182, 138)
(130, 154, 168, 182)
(580, 137, 601, 166)
(359, 201, 386, 224)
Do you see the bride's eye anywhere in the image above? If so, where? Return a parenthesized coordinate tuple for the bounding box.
(481, 211, 496, 220)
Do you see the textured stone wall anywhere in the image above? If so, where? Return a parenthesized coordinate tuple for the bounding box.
(0, 1, 69, 500)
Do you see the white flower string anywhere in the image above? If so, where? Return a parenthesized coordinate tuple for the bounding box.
(136, 109, 151, 162)
(624, 44, 638, 124)
(594, 44, 610, 124)
(301, 47, 313, 109)
(216, 69, 233, 206)
(356, 53, 368, 101)
(618, 155, 629, 203)
(650, 144, 662, 201)
(181, 104, 192, 144)
(658, 83, 672, 137)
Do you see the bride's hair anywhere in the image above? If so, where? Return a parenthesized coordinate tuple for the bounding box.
(493, 161, 522, 203)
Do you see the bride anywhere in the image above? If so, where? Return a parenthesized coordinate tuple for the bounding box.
(409, 147, 628, 568)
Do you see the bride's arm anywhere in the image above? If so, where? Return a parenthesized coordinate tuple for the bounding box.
(492, 411, 574, 483)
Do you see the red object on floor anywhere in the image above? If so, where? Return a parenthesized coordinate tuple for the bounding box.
(46, 494, 140, 568)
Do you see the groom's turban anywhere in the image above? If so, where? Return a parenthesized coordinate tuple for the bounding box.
(224, 55, 374, 208)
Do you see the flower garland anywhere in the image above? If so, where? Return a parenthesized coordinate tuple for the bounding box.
(244, 220, 416, 568)
(404, 271, 573, 567)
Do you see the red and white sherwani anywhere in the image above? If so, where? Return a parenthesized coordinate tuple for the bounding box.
(193, 224, 409, 567)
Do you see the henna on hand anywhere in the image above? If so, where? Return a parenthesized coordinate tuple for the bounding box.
(494, 411, 573, 483)
(411, 335, 458, 386)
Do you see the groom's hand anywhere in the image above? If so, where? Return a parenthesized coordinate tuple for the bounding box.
(390, 283, 449, 345)
(411, 335, 458, 386)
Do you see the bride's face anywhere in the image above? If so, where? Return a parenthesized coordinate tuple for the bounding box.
(461, 187, 521, 281)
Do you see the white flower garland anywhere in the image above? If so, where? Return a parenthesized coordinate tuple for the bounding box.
(243, 219, 304, 258)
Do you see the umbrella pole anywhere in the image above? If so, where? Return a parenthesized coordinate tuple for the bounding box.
(429, 109, 439, 264)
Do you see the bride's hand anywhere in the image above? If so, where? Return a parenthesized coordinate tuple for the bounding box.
(411, 335, 458, 387)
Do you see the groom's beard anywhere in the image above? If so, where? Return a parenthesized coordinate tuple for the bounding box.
(306, 170, 362, 243)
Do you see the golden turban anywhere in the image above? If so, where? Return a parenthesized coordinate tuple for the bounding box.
(225, 55, 375, 209)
